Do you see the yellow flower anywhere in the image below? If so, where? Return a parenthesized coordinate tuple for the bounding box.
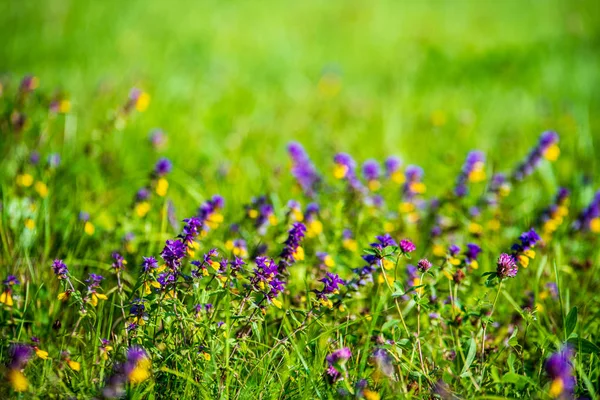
(468, 163, 486, 182)
(590, 218, 600, 233)
(24, 219, 35, 230)
(549, 377, 564, 398)
(144, 280, 161, 295)
(202, 352, 211, 361)
(433, 244, 446, 257)
(543, 144, 560, 161)
(135, 201, 151, 217)
(391, 170, 405, 184)
(487, 219, 501, 231)
(343, 238, 358, 252)
(292, 209, 304, 222)
(323, 255, 335, 267)
(363, 389, 380, 400)
(399, 202, 415, 213)
(156, 178, 168, 197)
(8, 369, 28, 392)
(319, 297, 333, 308)
(129, 357, 151, 384)
(57, 100, 71, 113)
(307, 220, 323, 237)
(409, 182, 426, 194)
(333, 164, 348, 179)
(57, 291, 71, 301)
(68, 359, 81, 371)
(90, 292, 108, 307)
(293, 246, 305, 261)
(35, 348, 49, 360)
(518, 254, 530, 268)
(0, 290, 13, 306)
(135, 92, 151, 112)
(368, 180, 381, 191)
(382, 259, 394, 271)
(523, 249, 536, 259)
(84, 221, 95, 235)
(248, 209, 258, 219)
(34, 181, 48, 198)
(268, 214, 278, 226)
(16, 173, 34, 187)
(271, 298, 283, 309)
(468, 222, 483, 235)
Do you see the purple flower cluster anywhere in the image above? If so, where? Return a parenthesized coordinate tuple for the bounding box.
(279, 222, 307, 269)
(545, 347, 575, 398)
(384, 156, 402, 179)
(572, 190, 600, 232)
(399, 239, 416, 254)
(111, 252, 127, 270)
(465, 243, 482, 266)
(333, 153, 365, 192)
(141, 256, 158, 272)
(403, 165, 425, 201)
(417, 258, 432, 273)
(512, 228, 541, 253)
(316, 272, 344, 300)
(287, 142, 320, 196)
(52, 259, 69, 279)
(160, 239, 187, 270)
(325, 347, 351, 382)
(251, 257, 285, 300)
(513, 131, 559, 181)
(454, 151, 485, 197)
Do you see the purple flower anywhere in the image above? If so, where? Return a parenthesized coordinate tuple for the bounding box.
(362, 159, 380, 181)
(370, 348, 394, 378)
(154, 158, 172, 176)
(384, 156, 402, 177)
(399, 239, 416, 254)
(316, 273, 345, 299)
(3, 275, 20, 286)
(465, 243, 482, 262)
(141, 257, 158, 272)
(86, 273, 104, 288)
(513, 131, 559, 181)
(52, 259, 69, 279)
(448, 244, 461, 257)
(30, 151, 40, 165)
(279, 222, 307, 269)
(160, 239, 187, 269)
(149, 129, 167, 149)
(9, 344, 32, 370)
(47, 153, 61, 168)
(545, 347, 575, 397)
(373, 233, 397, 249)
(417, 259, 432, 273)
(112, 252, 127, 270)
(325, 348, 352, 383)
(136, 188, 150, 201)
(78, 211, 90, 222)
(496, 253, 518, 278)
(454, 150, 485, 197)
(287, 142, 320, 196)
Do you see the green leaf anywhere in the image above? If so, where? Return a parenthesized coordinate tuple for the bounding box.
(565, 306, 578, 337)
(460, 338, 476, 376)
(502, 372, 535, 390)
(567, 337, 600, 354)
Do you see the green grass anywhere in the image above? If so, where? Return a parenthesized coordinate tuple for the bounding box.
(1, 0, 600, 398)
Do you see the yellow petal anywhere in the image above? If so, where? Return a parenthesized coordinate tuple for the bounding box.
(68, 360, 81, 371)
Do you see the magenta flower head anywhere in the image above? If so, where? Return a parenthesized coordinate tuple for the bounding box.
(545, 347, 575, 398)
(51, 259, 69, 279)
(399, 239, 416, 254)
(325, 347, 352, 383)
(417, 258, 432, 273)
(496, 253, 518, 278)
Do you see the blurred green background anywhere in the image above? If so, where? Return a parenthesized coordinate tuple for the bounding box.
(1, 0, 599, 211)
